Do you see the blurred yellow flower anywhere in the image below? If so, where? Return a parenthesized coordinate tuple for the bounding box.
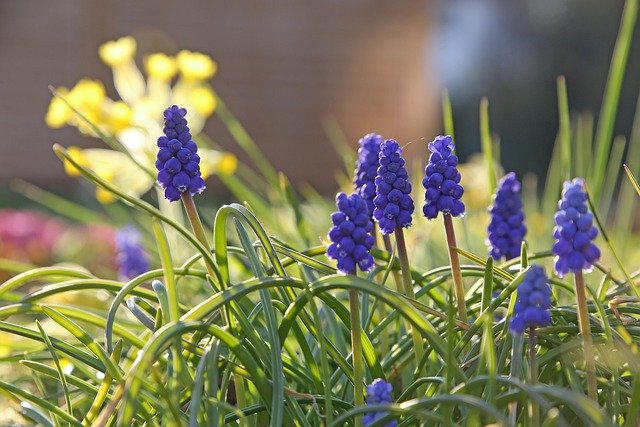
(177, 50, 217, 81)
(63, 146, 89, 177)
(217, 152, 238, 176)
(99, 36, 136, 68)
(45, 87, 71, 128)
(200, 150, 238, 178)
(107, 101, 133, 132)
(189, 85, 217, 117)
(145, 53, 178, 81)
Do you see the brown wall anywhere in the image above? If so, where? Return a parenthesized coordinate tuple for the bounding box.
(0, 0, 438, 192)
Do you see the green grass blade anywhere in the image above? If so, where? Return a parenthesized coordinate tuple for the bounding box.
(557, 76, 572, 180)
(480, 97, 498, 193)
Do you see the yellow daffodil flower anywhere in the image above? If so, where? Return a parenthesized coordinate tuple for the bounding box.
(99, 36, 136, 68)
(177, 50, 217, 81)
(145, 53, 178, 81)
(189, 85, 217, 117)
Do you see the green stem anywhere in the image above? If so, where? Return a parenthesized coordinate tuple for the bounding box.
(394, 227, 425, 384)
(349, 288, 364, 427)
(181, 192, 248, 427)
(443, 214, 468, 322)
(574, 271, 598, 402)
(529, 327, 539, 427)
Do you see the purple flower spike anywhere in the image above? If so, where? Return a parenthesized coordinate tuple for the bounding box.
(363, 379, 397, 427)
(326, 192, 375, 274)
(510, 265, 552, 334)
(115, 225, 149, 280)
(487, 173, 527, 261)
(552, 178, 600, 277)
(422, 135, 465, 219)
(354, 133, 383, 217)
(373, 139, 414, 234)
(155, 105, 206, 202)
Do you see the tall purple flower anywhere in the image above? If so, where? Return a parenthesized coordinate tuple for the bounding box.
(487, 173, 527, 260)
(354, 133, 383, 216)
(372, 139, 414, 234)
(552, 178, 600, 277)
(115, 226, 149, 280)
(362, 379, 397, 427)
(155, 105, 206, 202)
(510, 265, 552, 334)
(326, 193, 375, 274)
(422, 135, 464, 219)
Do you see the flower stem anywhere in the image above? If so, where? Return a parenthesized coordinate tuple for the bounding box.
(443, 213, 468, 322)
(349, 287, 364, 427)
(529, 326, 539, 427)
(181, 193, 217, 281)
(181, 192, 248, 426)
(394, 226, 425, 382)
(574, 270, 598, 401)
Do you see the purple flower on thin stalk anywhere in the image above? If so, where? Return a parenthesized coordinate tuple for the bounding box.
(510, 265, 552, 334)
(354, 133, 383, 217)
(372, 139, 414, 235)
(326, 192, 375, 274)
(362, 379, 397, 427)
(422, 135, 465, 220)
(115, 225, 148, 280)
(552, 178, 600, 277)
(487, 173, 527, 261)
(155, 105, 206, 202)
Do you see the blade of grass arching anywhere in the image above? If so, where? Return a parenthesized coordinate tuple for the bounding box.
(442, 89, 455, 140)
(590, 0, 639, 201)
(11, 180, 104, 224)
(0, 266, 94, 299)
(584, 184, 639, 296)
(34, 321, 72, 419)
(235, 219, 285, 427)
(40, 306, 122, 381)
(19, 402, 56, 427)
(151, 218, 179, 321)
(19, 361, 103, 396)
(557, 76, 572, 181)
(480, 97, 498, 193)
(614, 91, 640, 250)
(599, 135, 626, 217)
(0, 380, 83, 426)
(213, 91, 279, 186)
(542, 136, 564, 218)
(624, 164, 640, 196)
(21, 353, 54, 427)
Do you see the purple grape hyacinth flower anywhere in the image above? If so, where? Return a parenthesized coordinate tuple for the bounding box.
(422, 135, 465, 219)
(326, 192, 375, 274)
(510, 265, 552, 334)
(115, 225, 149, 280)
(155, 105, 206, 202)
(354, 133, 383, 217)
(362, 379, 397, 427)
(552, 178, 601, 277)
(372, 139, 414, 234)
(487, 173, 527, 261)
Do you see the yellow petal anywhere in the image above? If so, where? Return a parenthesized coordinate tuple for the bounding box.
(107, 101, 132, 132)
(145, 53, 177, 81)
(189, 85, 217, 117)
(177, 50, 217, 81)
(45, 88, 71, 129)
(63, 146, 88, 177)
(99, 36, 137, 68)
(95, 188, 116, 204)
(217, 153, 238, 176)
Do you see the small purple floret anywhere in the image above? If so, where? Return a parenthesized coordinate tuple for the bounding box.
(373, 139, 414, 234)
(363, 379, 397, 427)
(487, 173, 527, 260)
(326, 193, 375, 274)
(422, 135, 465, 219)
(115, 225, 149, 280)
(510, 265, 552, 334)
(155, 105, 205, 202)
(354, 133, 383, 217)
(552, 178, 600, 276)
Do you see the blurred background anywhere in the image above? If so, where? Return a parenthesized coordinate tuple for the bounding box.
(0, 0, 638, 196)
